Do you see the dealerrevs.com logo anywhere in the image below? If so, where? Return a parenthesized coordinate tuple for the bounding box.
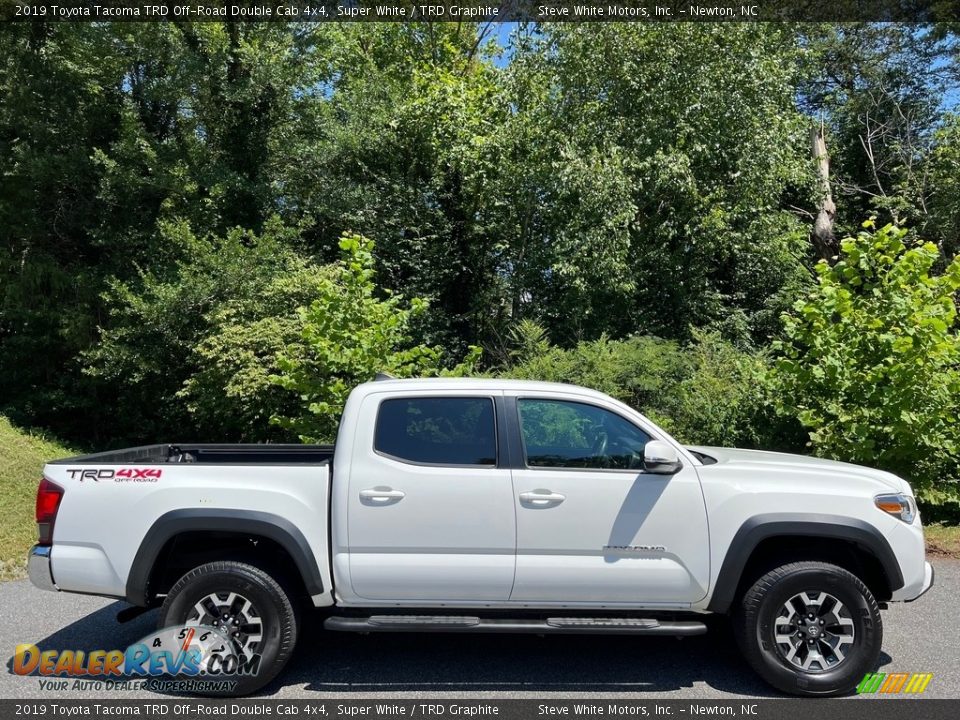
(12, 625, 259, 692)
(857, 672, 934, 694)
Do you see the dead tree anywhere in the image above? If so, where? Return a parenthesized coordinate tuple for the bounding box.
(811, 123, 838, 260)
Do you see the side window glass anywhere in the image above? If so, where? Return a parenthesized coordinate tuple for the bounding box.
(518, 399, 651, 470)
(375, 397, 497, 466)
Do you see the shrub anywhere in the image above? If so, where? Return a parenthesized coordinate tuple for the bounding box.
(769, 220, 960, 518)
(671, 331, 782, 449)
(82, 218, 311, 444)
(178, 262, 337, 442)
(503, 326, 773, 448)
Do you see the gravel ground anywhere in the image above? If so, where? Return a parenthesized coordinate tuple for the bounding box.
(1, 560, 956, 700)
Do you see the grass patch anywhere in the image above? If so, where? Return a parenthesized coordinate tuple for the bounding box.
(0, 416, 75, 581)
(924, 522, 960, 559)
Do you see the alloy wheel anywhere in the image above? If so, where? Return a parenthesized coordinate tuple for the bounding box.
(773, 590, 856, 672)
(185, 591, 264, 660)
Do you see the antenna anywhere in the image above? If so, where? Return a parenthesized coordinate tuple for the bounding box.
(375, 372, 397, 381)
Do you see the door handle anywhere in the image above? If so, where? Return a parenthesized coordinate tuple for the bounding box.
(359, 487, 406, 503)
(519, 490, 566, 505)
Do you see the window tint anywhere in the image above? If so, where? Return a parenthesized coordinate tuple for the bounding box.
(518, 399, 651, 470)
(375, 397, 497, 466)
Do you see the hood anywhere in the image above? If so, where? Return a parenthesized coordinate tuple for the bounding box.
(686, 446, 910, 494)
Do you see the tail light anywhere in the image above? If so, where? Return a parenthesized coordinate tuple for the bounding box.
(35, 478, 64, 546)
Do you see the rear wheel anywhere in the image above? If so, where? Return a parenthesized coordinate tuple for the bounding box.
(159, 561, 298, 696)
(734, 561, 882, 696)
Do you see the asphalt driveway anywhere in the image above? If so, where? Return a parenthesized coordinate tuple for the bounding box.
(1, 560, 957, 700)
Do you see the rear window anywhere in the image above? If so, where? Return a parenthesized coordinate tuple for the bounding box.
(374, 397, 497, 466)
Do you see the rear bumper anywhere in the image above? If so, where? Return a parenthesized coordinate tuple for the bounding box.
(27, 545, 57, 592)
(904, 561, 934, 603)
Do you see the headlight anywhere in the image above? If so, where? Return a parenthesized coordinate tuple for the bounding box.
(875, 493, 916, 523)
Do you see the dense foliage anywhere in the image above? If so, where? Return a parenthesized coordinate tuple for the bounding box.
(82, 219, 315, 444)
(505, 327, 784, 450)
(2, 22, 959, 512)
(770, 221, 960, 517)
(270, 234, 480, 443)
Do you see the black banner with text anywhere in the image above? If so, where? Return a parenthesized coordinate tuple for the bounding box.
(1, 700, 960, 720)
(2, 1, 959, 23)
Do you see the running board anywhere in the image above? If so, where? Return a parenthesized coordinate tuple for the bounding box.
(324, 615, 707, 636)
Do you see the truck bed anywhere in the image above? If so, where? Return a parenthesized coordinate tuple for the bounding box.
(50, 443, 335, 465)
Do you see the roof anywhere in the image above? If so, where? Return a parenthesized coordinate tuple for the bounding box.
(360, 376, 610, 399)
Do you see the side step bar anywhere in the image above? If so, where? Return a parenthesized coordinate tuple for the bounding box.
(324, 615, 707, 636)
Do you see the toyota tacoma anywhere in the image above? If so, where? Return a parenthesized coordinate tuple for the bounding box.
(28, 378, 934, 695)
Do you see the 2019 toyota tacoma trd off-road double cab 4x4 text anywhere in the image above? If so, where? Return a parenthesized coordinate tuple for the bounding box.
(28, 378, 934, 696)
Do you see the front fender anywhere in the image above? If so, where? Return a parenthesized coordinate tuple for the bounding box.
(706, 513, 904, 614)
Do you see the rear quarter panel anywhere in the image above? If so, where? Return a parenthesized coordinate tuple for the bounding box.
(43, 462, 332, 603)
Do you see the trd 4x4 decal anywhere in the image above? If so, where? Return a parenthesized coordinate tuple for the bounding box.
(66, 468, 162, 482)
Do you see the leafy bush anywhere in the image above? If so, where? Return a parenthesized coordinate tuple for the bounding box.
(86, 225, 481, 445)
(179, 262, 338, 442)
(503, 326, 773, 448)
(270, 234, 481, 443)
(83, 218, 312, 445)
(769, 221, 960, 518)
(671, 331, 790, 449)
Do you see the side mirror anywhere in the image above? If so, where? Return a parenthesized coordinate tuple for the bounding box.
(643, 440, 683, 475)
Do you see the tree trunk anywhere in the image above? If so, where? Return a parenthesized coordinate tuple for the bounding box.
(811, 125, 838, 260)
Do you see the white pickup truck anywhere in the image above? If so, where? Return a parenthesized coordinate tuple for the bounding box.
(29, 378, 933, 696)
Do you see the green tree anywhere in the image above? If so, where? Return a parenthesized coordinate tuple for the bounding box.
(770, 220, 960, 514)
(0, 22, 331, 442)
(5, 20, 959, 458)
(82, 218, 312, 445)
(0, 24, 124, 438)
(498, 24, 814, 344)
(271, 233, 481, 443)
(277, 24, 508, 356)
(922, 114, 960, 258)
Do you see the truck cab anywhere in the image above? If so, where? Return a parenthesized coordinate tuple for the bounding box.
(331, 380, 709, 607)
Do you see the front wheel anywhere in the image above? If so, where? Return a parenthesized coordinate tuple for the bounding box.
(158, 561, 298, 696)
(734, 561, 882, 696)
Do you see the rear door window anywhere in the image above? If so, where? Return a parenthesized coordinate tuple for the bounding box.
(374, 397, 497, 466)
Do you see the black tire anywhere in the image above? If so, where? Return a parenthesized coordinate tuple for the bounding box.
(158, 561, 298, 696)
(733, 561, 882, 697)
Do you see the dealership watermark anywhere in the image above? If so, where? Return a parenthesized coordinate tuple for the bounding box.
(11, 626, 259, 694)
(857, 672, 935, 695)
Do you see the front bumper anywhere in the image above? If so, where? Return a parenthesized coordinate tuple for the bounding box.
(27, 545, 57, 592)
(904, 561, 934, 602)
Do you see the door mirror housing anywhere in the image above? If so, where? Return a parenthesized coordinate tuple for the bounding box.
(643, 440, 683, 475)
